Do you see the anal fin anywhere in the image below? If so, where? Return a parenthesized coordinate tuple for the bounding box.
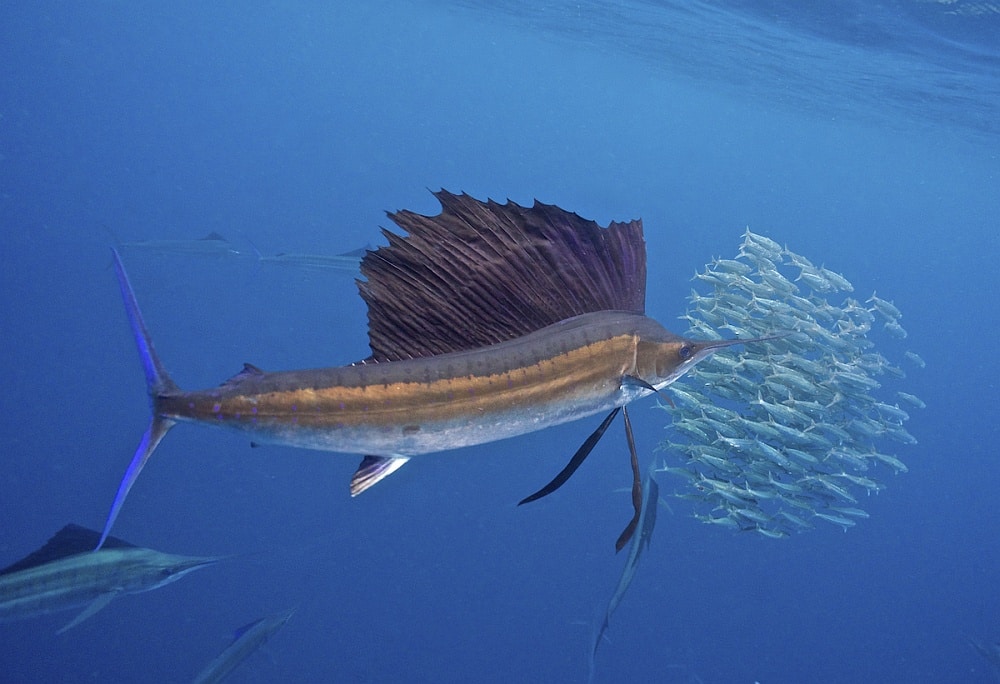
(350, 456, 409, 496)
(57, 591, 118, 634)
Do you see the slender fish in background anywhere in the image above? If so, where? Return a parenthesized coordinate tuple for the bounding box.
(110, 230, 244, 258)
(100, 191, 768, 550)
(192, 607, 296, 684)
(248, 242, 369, 273)
(589, 463, 662, 681)
(0, 524, 220, 633)
(969, 638, 1000, 680)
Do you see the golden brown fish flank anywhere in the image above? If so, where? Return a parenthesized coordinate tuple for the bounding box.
(158, 312, 667, 431)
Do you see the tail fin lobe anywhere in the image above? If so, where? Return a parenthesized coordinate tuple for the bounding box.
(97, 417, 174, 550)
(111, 249, 179, 396)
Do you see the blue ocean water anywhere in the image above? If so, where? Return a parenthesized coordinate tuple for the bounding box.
(1, 1, 997, 682)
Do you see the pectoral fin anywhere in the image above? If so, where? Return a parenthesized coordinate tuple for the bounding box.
(350, 456, 410, 496)
(622, 374, 673, 407)
(57, 592, 118, 634)
(519, 408, 621, 505)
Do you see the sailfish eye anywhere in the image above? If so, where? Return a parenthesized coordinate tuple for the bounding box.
(679, 344, 693, 360)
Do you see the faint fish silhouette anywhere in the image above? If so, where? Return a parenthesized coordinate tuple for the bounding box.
(970, 638, 1000, 682)
(109, 229, 244, 258)
(0, 524, 221, 633)
(193, 607, 296, 684)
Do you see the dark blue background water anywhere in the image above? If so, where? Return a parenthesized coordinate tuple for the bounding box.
(2, 2, 998, 682)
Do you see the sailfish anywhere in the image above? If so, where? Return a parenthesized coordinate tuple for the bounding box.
(98, 191, 766, 550)
(0, 524, 220, 633)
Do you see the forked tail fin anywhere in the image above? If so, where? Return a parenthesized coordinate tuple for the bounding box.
(97, 250, 180, 549)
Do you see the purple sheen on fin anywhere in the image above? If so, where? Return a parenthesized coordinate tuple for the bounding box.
(96, 417, 174, 550)
(350, 455, 410, 496)
(111, 249, 178, 396)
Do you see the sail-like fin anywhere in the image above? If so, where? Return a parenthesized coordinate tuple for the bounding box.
(359, 191, 646, 362)
(56, 592, 119, 634)
(0, 524, 134, 576)
(518, 408, 621, 506)
(98, 418, 175, 550)
(614, 406, 643, 552)
(350, 456, 410, 496)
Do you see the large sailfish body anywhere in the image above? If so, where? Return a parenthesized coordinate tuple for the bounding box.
(99, 191, 758, 548)
(160, 312, 699, 457)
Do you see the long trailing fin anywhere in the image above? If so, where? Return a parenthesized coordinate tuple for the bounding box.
(614, 406, 642, 553)
(98, 250, 180, 549)
(518, 408, 621, 505)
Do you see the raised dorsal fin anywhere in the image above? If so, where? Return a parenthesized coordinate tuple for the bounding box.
(357, 190, 646, 362)
(0, 524, 135, 576)
(232, 617, 266, 642)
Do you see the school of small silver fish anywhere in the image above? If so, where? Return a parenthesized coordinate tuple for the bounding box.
(656, 228, 926, 538)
